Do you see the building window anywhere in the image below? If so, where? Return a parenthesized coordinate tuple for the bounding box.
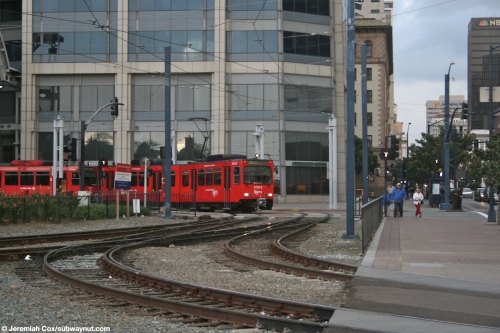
(285, 132, 329, 162)
(354, 90, 357, 103)
(284, 84, 332, 122)
(0, 92, 16, 123)
(283, 31, 330, 58)
(354, 68, 357, 81)
(367, 67, 372, 80)
(230, 131, 280, 159)
(365, 40, 372, 57)
(283, 0, 329, 16)
(227, 31, 278, 53)
(176, 84, 211, 120)
(367, 112, 373, 125)
(38, 86, 72, 112)
(367, 135, 372, 147)
(367, 90, 373, 103)
(371, 0, 380, 2)
(228, 0, 276, 11)
(1, 1, 22, 21)
(133, 132, 165, 160)
(230, 84, 279, 120)
(176, 132, 210, 161)
(371, 9, 380, 13)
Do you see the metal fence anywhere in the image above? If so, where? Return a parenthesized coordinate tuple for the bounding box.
(0, 191, 197, 224)
(354, 195, 378, 217)
(361, 196, 384, 253)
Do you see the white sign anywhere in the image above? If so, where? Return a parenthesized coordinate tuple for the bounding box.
(479, 87, 500, 102)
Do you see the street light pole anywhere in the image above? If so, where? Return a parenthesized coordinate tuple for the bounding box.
(487, 45, 500, 222)
(441, 61, 454, 210)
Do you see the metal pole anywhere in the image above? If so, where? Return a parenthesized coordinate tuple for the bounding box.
(441, 63, 454, 210)
(79, 121, 86, 191)
(164, 47, 172, 219)
(144, 157, 148, 207)
(52, 119, 57, 196)
(406, 122, 411, 184)
(328, 116, 338, 209)
(453, 133, 458, 190)
(361, 44, 368, 205)
(58, 118, 64, 179)
(343, 0, 357, 238)
(487, 45, 497, 222)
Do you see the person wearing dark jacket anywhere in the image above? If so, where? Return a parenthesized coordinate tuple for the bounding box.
(383, 190, 392, 217)
(391, 183, 407, 217)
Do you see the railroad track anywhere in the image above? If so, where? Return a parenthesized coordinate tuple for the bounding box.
(40, 214, 354, 332)
(0, 215, 264, 261)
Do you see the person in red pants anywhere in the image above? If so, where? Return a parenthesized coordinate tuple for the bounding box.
(413, 188, 424, 217)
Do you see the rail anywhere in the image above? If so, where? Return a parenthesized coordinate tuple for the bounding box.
(361, 196, 383, 253)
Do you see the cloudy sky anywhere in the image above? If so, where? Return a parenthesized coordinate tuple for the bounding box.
(393, 0, 499, 145)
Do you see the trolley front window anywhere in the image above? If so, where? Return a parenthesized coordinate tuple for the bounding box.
(244, 166, 272, 184)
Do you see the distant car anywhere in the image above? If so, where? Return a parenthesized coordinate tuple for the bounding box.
(495, 192, 499, 204)
(475, 188, 487, 202)
(462, 188, 473, 198)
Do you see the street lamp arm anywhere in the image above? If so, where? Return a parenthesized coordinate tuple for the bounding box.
(84, 102, 124, 128)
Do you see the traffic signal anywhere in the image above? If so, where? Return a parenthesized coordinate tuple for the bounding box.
(461, 102, 468, 119)
(402, 162, 407, 178)
(111, 97, 119, 118)
(473, 140, 478, 149)
(390, 135, 400, 159)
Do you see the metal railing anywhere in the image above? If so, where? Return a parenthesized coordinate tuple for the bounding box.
(361, 196, 383, 253)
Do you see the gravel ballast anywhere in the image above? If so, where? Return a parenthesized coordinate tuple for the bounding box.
(0, 213, 363, 332)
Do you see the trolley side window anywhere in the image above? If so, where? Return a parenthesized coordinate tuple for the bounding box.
(138, 172, 148, 186)
(5, 172, 18, 185)
(206, 168, 213, 185)
(182, 170, 189, 187)
(233, 166, 240, 184)
(244, 166, 272, 184)
(214, 167, 221, 185)
(36, 172, 51, 186)
(198, 168, 205, 186)
(21, 172, 35, 185)
(71, 172, 79, 186)
(171, 171, 175, 187)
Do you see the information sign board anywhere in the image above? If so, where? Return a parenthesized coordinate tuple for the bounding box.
(115, 163, 132, 190)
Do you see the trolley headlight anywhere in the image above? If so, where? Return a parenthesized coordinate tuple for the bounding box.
(244, 193, 251, 197)
(266, 193, 273, 197)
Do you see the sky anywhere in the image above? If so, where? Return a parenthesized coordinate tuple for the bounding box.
(393, 0, 500, 146)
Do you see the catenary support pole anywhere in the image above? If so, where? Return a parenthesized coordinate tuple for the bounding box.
(361, 43, 368, 205)
(164, 47, 172, 219)
(343, 0, 358, 238)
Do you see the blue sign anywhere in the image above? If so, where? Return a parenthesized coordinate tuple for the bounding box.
(115, 180, 131, 190)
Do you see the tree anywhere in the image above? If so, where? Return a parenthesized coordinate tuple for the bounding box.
(134, 140, 161, 160)
(354, 136, 380, 174)
(472, 133, 500, 190)
(406, 126, 476, 187)
(84, 132, 114, 161)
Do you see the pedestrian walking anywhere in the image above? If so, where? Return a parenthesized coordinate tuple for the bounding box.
(387, 183, 395, 195)
(383, 189, 392, 217)
(413, 188, 424, 217)
(391, 183, 407, 217)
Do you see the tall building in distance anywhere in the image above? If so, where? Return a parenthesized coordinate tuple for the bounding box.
(20, 0, 348, 202)
(467, 17, 500, 131)
(355, 0, 393, 25)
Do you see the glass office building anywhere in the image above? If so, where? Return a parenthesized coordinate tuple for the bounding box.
(21, 0, 347, 201)
(467, 17, 500, 130)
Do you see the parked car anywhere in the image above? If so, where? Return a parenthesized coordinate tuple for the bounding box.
(462, 188, 473, 198)
(475, 188, 487, 202)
